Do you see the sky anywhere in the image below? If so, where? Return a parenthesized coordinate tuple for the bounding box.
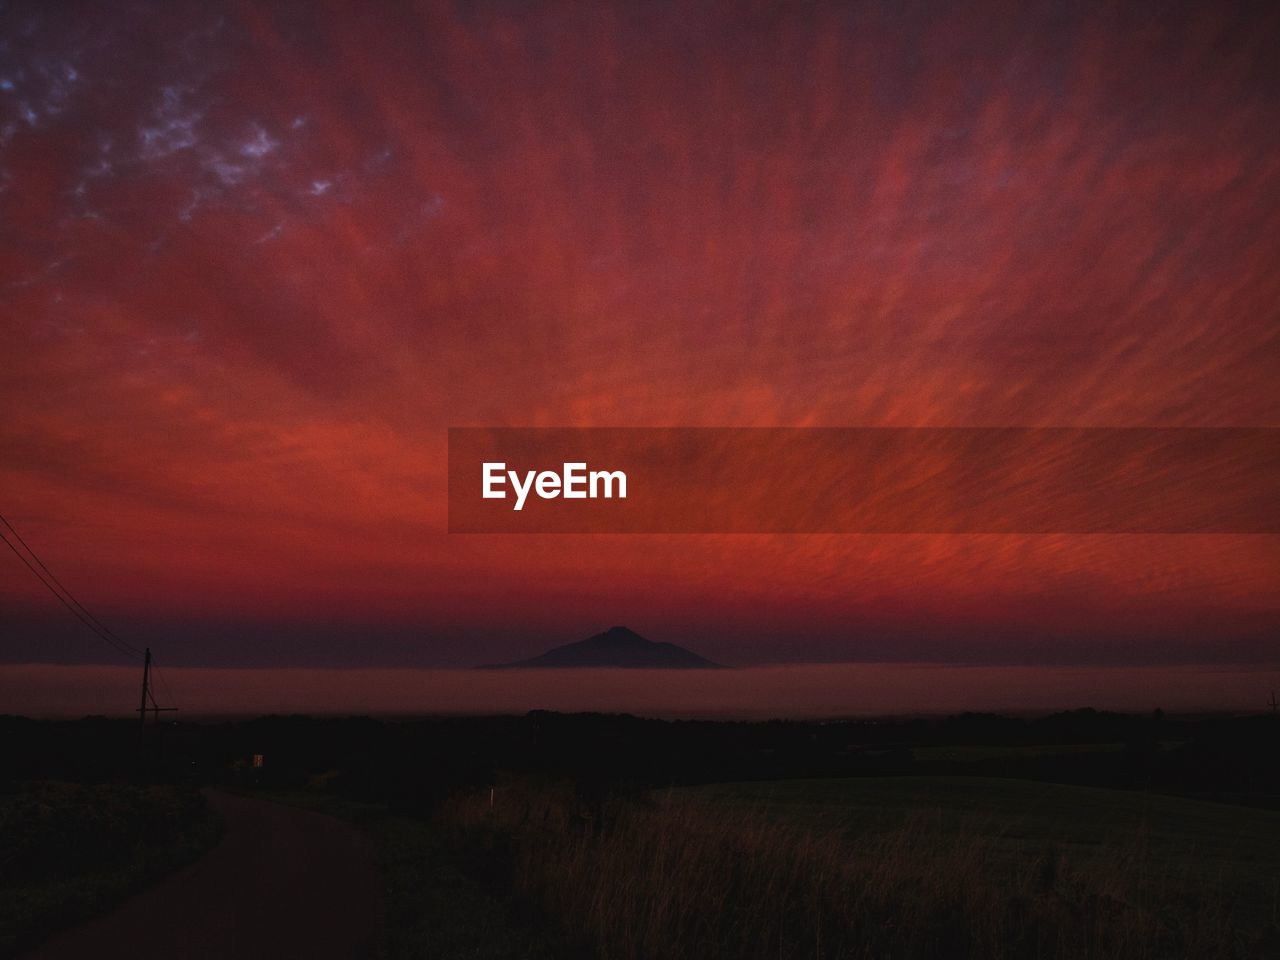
(1, 0, 1278, 675)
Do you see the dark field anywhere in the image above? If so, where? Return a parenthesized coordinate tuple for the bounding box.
(2, 710, 1278, 959)
(443, 776, 1280, 960)
(692, 775, 1280, 888)
(0, 782, 220, 957)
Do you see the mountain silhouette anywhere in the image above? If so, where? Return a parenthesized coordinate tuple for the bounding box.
(477, 626, 726, 669)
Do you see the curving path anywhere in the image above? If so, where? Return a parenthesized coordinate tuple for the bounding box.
(26, 791, 384, 960)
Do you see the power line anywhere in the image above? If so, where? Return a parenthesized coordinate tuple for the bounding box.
(0, 526, 140, 660)
(1, 513, 178, 725)
(0, 513, 143, 661)
(149, 655, 175, 708)
(138, 646, 177, 727)
(0, 512, 144, 657)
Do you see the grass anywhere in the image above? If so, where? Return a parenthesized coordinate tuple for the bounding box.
(13, 769, 1277, 959)
(255, 789, 557, 960)
(692, 777, 1280, 873)
(444, 776, 1280, 960)
(0, 781, 222, 959)
(694, 778, 1280, 929)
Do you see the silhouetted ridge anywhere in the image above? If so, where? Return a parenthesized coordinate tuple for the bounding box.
(477, 626, 726, 669)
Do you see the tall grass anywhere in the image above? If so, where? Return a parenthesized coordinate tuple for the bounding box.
(443, 781, 1266, 960)
(0, 782, 221, 957)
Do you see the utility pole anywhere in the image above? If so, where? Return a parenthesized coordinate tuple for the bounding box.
(1269, 690, 1278, 715)
(139, 647, 151, 731)
(138, 647, 177, 730)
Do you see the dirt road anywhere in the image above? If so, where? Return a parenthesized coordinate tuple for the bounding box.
(26, 791, 384, 960)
